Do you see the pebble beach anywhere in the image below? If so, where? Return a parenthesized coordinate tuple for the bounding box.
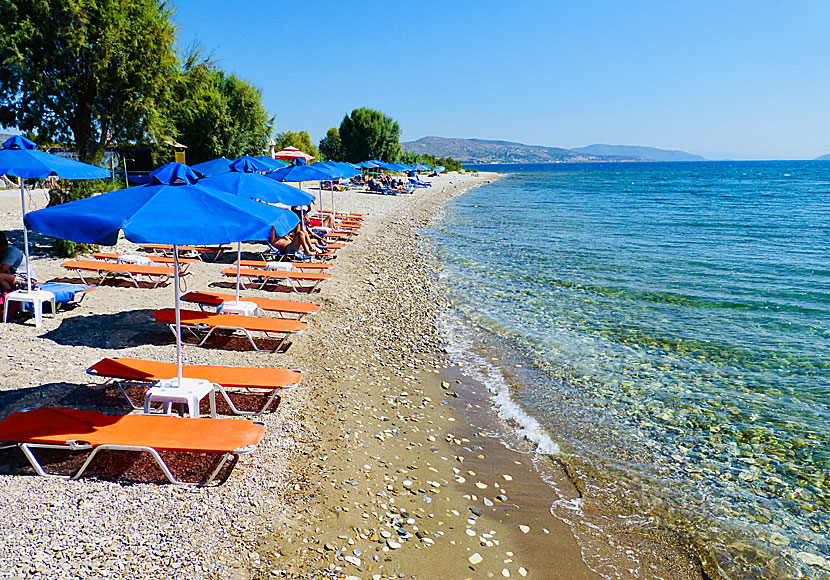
(0, 173, 706, 579)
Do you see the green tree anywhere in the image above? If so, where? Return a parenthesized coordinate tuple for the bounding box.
(274, 131, 318, 159)
(167, 47, 272, 165)
(339, 108, 401, 163)
(318, 127, 342, 162)
(0, 0, 178, 164)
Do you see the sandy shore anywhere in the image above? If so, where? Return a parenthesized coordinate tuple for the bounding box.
(0, 174, 706, 579)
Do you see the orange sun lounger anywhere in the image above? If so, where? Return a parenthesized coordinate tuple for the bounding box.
(88, 357, 302, 415)
(140, 243, 230, 262)
(221, 267, 333, 292)
(0, 407, 265, 485)
(234, 259, 333, 271)
(92, 252, 199, 274)
(181, 290, 322, 319)
(151, 308, 307, 351)
(63, 259, 179, 289)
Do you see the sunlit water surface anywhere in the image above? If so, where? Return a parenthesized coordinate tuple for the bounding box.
(430, 162, 830, 579)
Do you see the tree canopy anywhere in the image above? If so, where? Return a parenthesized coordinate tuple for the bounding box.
(339, 108, 401, 163)
(168, 48, 272, 165)
(0, 0, 178, 163)
(318, 127, 342, 162)
(274, 131, 318, 159)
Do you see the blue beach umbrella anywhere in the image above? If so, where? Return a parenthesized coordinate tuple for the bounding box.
(314, 162, 362, 218)
(255, 155, 289, 170)
(189, 156, 233, 178)
(25, 162, 299, 384)
(270, 163, 345, 214)
(231, 155, 274, 173)
(0, 135, 110, 292)
(267, 163, 344, 226)
(199, 168, 315, 206)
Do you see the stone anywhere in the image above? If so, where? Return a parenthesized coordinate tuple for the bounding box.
(469, 553, 483, 565)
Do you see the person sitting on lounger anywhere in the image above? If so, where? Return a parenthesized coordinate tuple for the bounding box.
(0, 232, 34, 292)
(268, 224, 322, 257)
(291, 207, 330, 248)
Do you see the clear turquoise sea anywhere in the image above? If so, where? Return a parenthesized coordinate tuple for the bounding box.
(430, 162, 829, 580)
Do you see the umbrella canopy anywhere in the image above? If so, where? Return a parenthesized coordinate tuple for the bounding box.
(414, 163, 432, 171)
(24, 162, 300, 385)
(433, 166, 445, 173)
(231, 155, 274, 173)
(25, 162, 298, 245)
(266, 164, 339, 183)
(0, 136, 110, 180)
(199, 169, 315, 206)
(189, 156, 232, 178)
(255, 155, 289, 170)
(0, 135, 110, 293)
(315, 161, 361, 180)
(274, 146, 314, 162)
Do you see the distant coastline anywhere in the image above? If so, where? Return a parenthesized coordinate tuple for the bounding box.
(403, 136, 705, 164)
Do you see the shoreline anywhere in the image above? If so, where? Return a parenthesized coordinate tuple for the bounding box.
(0, 173, 705, 579)
(264, 174, 708, 580)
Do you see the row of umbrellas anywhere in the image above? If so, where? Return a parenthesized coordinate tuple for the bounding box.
(0, 136, 442, 388)
(0, 136, 305, 387)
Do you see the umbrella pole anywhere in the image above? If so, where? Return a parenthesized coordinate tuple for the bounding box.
(19, 178, 32, 293)
(173, 246, 183, 386)
(236, 242, 242, 302)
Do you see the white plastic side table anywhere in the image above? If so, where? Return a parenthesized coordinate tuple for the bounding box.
(143, 377, 217, 418)
(217, 300, 260, 316)
(3, 289, 56, 327)
(116, 255, 153, 266)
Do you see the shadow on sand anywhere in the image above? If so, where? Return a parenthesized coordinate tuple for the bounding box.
(40, 309, 169, 349)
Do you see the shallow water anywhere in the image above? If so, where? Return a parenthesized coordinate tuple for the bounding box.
(430, 162, 830, 579)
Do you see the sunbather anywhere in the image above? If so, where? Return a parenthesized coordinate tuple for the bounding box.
(267, 224, 324, 257)
(0, 232, 34, 292)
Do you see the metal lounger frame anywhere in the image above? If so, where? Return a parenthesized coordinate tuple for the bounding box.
(70, 266, 183, 291)
(164, 320, 299, 352)
(87, 369, 301, 416)
(236, 273, 325, 293)
(0, 423, 263, 486)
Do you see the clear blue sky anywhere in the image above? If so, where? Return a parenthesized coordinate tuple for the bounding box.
(170, 0, 830, 159)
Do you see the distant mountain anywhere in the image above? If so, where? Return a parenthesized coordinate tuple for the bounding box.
(814, 154, 830, 161)
(571, 144, 705, 162)
(402, 136, 704, 164)
(402, 137, 601, 164)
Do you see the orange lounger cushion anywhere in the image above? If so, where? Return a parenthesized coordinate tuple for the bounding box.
(63, 260, 176, 288)
(151, 308, 307, 333)
(235, 259, 333, 270)
(221, 268, 332, 281)
(93, 252, 199, 265)
(221, 268, 332, 292)
(181, 291, 322, 317)
(88, 357, 302, 415)
(0, 407, 265, 485)
(63, 259, 173, 276)
(151, 308, 306, 351)
(89, 357, 302, 390)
